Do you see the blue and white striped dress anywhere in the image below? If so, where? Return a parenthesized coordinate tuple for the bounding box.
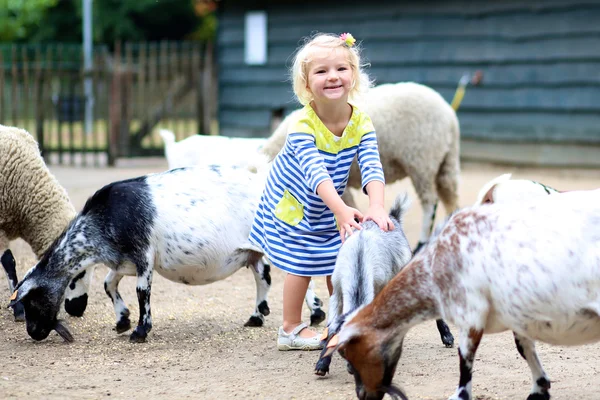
(248, 104, 385, 276)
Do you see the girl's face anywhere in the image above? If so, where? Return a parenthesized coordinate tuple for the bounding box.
(306, 46, 353, 104)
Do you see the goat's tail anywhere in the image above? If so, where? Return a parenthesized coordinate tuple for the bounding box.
(158, 129, 176, 146)
(389, 193, 411, 222)
(474, 173, 512, 205)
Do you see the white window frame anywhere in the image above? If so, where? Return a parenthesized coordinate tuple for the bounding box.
(244, 11, 268, 65)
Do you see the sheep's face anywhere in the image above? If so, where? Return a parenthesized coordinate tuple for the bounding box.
(327, 325, 407, 400)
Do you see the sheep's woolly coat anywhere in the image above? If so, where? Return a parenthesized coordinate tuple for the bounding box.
(0, 125, 76, 256)
(260, 82, 461, 245)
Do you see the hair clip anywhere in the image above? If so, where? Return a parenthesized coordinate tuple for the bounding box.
(339, 33, 356, 47)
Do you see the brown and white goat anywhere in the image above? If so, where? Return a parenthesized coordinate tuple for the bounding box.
(325, 188, 600, 400)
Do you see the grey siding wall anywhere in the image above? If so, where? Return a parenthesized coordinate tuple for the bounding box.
(217, 0, 600, 145)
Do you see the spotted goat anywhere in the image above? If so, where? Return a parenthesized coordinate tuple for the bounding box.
(9, 165, 271, 343)
(323, 188, 600, 400)
(315, 194, 454, 377)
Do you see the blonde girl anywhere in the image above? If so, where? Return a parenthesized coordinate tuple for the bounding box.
(248, 32, 393, 350)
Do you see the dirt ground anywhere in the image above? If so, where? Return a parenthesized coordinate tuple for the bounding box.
(1, 159, 600, 400)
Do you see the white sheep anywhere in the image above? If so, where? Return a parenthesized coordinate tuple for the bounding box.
(261, 82, 461, 252)
(324, 188, 600, 400)
(0, 125, 92, 321)
(475, 173, 559, 205)
(9, 164, 273, 343)
(314, 194, 454, 377)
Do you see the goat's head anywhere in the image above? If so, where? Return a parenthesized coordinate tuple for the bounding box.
(8, 263, 73, 342)
(322, 315, 408, 400)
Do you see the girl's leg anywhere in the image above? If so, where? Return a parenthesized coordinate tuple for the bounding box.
(283, 273, 318, 338)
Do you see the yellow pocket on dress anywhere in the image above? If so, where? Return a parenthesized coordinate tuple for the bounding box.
(274, 189, 304, 227)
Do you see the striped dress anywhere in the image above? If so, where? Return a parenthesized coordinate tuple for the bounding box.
(248, 104, 385, 276)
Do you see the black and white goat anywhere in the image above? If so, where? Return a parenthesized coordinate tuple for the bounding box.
(324, 188, 600, 400)
(315, 194, 454, 377)
(9, 165, 271, 343)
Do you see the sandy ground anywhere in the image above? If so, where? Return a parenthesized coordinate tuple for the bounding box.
(1, 159, 600, 400)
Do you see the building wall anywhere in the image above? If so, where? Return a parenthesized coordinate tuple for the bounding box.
(217, 0, 600, 150)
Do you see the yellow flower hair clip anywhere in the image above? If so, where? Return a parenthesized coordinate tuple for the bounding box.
(339, 32, 356, 47)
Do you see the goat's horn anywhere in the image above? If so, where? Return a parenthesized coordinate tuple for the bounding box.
(55, 320, 74, 343)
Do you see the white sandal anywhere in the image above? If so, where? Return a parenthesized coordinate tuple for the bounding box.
(277, 322, 324, 351)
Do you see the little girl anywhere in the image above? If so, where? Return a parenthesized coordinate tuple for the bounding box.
(248, 32, 393, 350)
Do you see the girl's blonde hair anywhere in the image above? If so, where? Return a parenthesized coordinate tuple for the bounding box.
(291, 33, 372, 105)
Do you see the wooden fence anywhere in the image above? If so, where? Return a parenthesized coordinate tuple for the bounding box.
(0, 41, 214, 166)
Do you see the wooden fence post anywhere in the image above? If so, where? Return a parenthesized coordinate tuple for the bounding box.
(108, 40, 122, 166)
(0, 52, 4, 124)
(34, 46, 45, 159)
(202, 41, 214, 136)
(195, 43, 205, 135)
(11, 45, 18, 127)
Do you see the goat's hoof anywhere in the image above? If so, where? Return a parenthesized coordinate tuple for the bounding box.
(64, 294, 88, 317)
(310, 308, 326, 326)
(315, 359, 330, 376)
(258, 300, 270, 316)
(12, 302, 25, 322)
(442, 334, 455, 348)
(527, 393, 550, 400)
(129, 328, 147, 343)
(244, 315, 264, 327)
(115, 318, 132, 334)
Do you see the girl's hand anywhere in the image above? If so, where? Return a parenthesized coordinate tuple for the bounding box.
(364, 204, 395, 231)
(335, 206, 363, 243)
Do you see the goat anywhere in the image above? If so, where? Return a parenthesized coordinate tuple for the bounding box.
(323, 189, 600, 400)
(315, 194, 454, 377)
(9, 165, 271, 343)
(475, 173, 559, 205)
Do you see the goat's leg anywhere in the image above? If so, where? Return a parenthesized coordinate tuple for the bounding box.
(1, 247, 25, 321)
(64, 266, 94, 317)
(305, 279, 326, 326)
(407, 169, 439, 254)
(436, 319, 455, 347)
(245, 251, 271, 327)
(414, 202, 437, 254)
(514, 332, 551, 400)
(315, 292, 341, 376)
(448, 328, 483, 400)
(103, 270, 131, 334)
(130, 259, 154, 343)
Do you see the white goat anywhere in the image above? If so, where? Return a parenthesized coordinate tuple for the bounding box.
(475, 173, 559, 205)
(158, 129, 267, 171)
(9, 165, 272, 343)
(314, 194, 455, 377)
(325, 189, 600, 400)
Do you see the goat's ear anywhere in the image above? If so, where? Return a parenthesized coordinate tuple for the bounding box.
(7, 281, 36, 308)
